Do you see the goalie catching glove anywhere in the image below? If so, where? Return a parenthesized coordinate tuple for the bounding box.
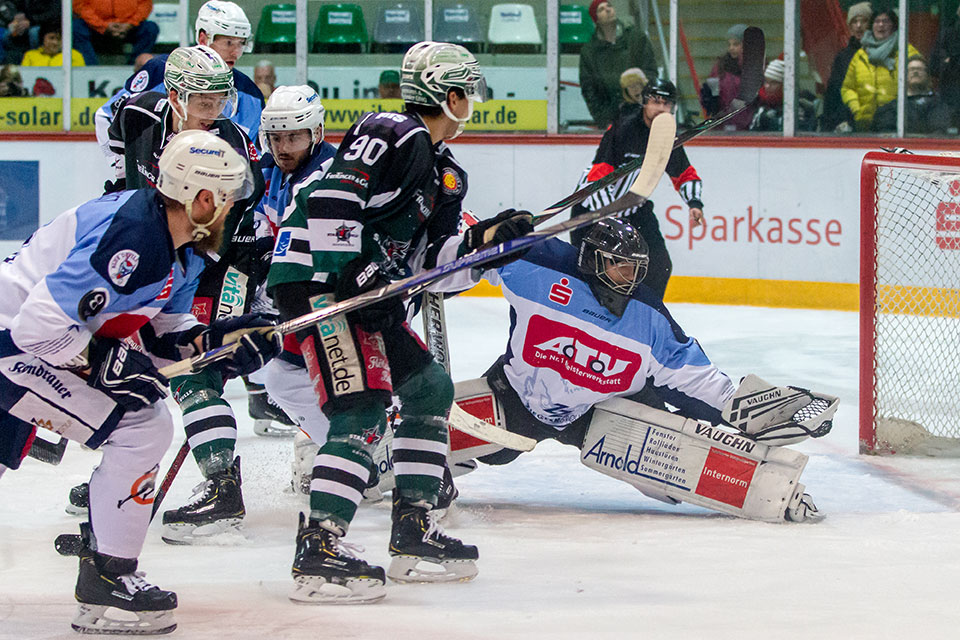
(722, 374, 839, 446)
(87, 339, 168, 412)
(462, 208, 534, 269)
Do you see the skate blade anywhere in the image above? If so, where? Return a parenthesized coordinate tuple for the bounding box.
(387, 555, 478, 584)
(65, 503, 89, 516)
(289, 575, 386, 605)
(72, 604, 177, 635)
(253, 419, 298, 437)
(160, 519, 244, 546)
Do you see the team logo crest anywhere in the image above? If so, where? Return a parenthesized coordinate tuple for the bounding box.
(274, 229, 292, 256)
(330, 223, 357, 245)
(361, 426, 384, 446)
(130, 69, 150, 93)
(441, 168, 462, 195)
(107, 250, 140, 288)
(78, 288, 109, 321)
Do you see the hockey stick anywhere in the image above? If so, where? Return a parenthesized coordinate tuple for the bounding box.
(54, 440, 190, 557)
(26, 432, 68, 465)
(157, 112, 677, 379)
(530, 26, 764, 227)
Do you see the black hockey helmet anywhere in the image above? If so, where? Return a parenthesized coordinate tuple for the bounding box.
(641, 77, 678, 105)
(577, 219, 649, 316)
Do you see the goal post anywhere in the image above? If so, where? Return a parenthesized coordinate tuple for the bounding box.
(860, 151, 960, 455)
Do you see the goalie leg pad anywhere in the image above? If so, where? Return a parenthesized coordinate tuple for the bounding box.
(582, 398, 811, 523)
(721, 374, 839, 445)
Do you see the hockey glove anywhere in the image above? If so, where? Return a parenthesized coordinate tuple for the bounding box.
(200, 313, 282, 378)
(336, 259, 405, 333)
(462, 208, 534, 269)
(87, 339, 168, 413)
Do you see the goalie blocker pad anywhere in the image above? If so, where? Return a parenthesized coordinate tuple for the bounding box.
(581, 398, 809, 522)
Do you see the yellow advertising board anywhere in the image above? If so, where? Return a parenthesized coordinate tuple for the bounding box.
(322, 99, 547, 131)
(0, 98, 107, 132)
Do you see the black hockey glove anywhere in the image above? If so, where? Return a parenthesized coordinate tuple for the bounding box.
(103, 177, 127, 194)
(336, 259, 405, 333)
(463, 208, 534, 269)
(87, 339, 168, 413)
(200, 313, 282, 379)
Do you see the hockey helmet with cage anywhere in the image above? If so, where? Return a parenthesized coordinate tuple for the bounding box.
(195, 1, 252, 53)
(577, 219, 649, 317)
(164, 45, 238, 128)
(400, 41, 487, 137)
(258, 85, 325, 159)
(641, 77, 678, 105)
(157, 130, 254, 240)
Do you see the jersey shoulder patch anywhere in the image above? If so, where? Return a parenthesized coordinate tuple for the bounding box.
(124, 55, 167, 92)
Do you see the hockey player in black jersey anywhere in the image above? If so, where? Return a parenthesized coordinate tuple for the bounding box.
(103, 44, 274, 545)
(570, 78, 705, 299)
(268, 41, 533, 603)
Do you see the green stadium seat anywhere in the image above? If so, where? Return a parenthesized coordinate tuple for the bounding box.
(559, 4, 592, 54)
(434, 3, 483, 53)
(254, 4, 297, 54)
(313, 3, 368, 53)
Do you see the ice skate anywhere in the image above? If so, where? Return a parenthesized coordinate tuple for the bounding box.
(387, 495, 478, 583)
(72, 552, 177, 635)
(289, 514, 386, 604)
(161, 458, 245, 544)
(66, 482, 89, 516)
(247, 382, 298, 437)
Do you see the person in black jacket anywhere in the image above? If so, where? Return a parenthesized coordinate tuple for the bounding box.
(820, 1, 872, 133)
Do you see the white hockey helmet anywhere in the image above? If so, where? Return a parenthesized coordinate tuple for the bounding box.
(400, 41, 486, 137)
(258, 85, 326, 157)
(195, 0, 253, 53)
(164, 45, 238, 128)
(157, 130, 254, 239)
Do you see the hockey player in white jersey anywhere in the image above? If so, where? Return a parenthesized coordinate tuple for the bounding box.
(0, 131, 281, 635)
(450, 218, 837, 523)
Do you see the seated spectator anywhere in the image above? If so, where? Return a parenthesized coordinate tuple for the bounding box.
(378, 69, 400, 99)
(821, 1, 871, 133)
(748, 58, 816, 132)
(701, 24, 755, 130)
(0, 63, 26, 95)
(21, 24, 84, 66)
(578, 0, 658, 129)
(72, 0, 158, 65)
(930, 4, 960, 127)
(872, 55, 951, 135)
(0, 0, 59, 65)
(841, 9, 918, 132)
(254, 59, 276, 100)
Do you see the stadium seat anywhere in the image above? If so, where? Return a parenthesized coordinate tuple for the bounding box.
(372, 2, 424, 54)
(559, 4, 592, 54)
(488, 3, 542, 54)
(149, 3, 181, 53)
(433, 3, 483, 53)
(254, 4, 297, 54)
(313, 3, 368, 53)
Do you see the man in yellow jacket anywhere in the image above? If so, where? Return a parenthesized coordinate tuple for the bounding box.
(21, 25, 85, 67)
(841, 8, 918, 131)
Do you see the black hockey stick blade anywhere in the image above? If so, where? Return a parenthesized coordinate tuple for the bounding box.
(55, 532, 84, 556)
(736, 27, 765, 104)
(26, 432, 67, 465)
(158, 114, 677, 379)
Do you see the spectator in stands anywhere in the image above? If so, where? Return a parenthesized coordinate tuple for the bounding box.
(841, 8, 918, 132)
(748, 58, 816, 132)
(21, 23, 85, 66)
(378, 69, 401, 99)
(872, 54, 951, 135)
(0, 63, 26, 95)
(254, 59, 276, 100)
(578, 0, 658, 129)
(930, 4, 960, 128)
(701, 24, 754, 130)
(0, 0, 60, 65)
(72, 0, 158, 65)
(821, 1, 871, 133)
(619, 67, 646, 107)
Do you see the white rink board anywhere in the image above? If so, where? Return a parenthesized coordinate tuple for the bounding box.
(3, 139, 951, 286)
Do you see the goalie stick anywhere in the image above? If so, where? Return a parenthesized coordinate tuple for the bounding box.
(529, 25, 764, 226)
(158, 111, 677, 379)
(55, 440, 190, 557)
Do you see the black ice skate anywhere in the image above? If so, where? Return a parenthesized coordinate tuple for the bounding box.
(247, 382, 298, 437)
(289, 514, 386, 604)
(73, 550, 177, 635)
(161, 457, 245, 544)
(387, 495, 478, 583)
(66, 482, 89, 516)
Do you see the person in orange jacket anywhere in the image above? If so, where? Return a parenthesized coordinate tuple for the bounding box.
(72, 0, 158, 65)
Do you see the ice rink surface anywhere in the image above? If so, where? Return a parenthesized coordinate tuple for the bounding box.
(3, 299, 960, 640)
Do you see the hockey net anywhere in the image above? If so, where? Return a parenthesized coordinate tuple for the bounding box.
(860, 151, 960, 455)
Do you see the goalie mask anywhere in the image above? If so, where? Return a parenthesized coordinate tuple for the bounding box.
(577, 219, 649, 317)
(164, 45, 238, 131)
(259, 85, 325, 172)
(400, 41, 487, 138)
(195, 0, 252, 53)
(157, 130, 254, 241)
